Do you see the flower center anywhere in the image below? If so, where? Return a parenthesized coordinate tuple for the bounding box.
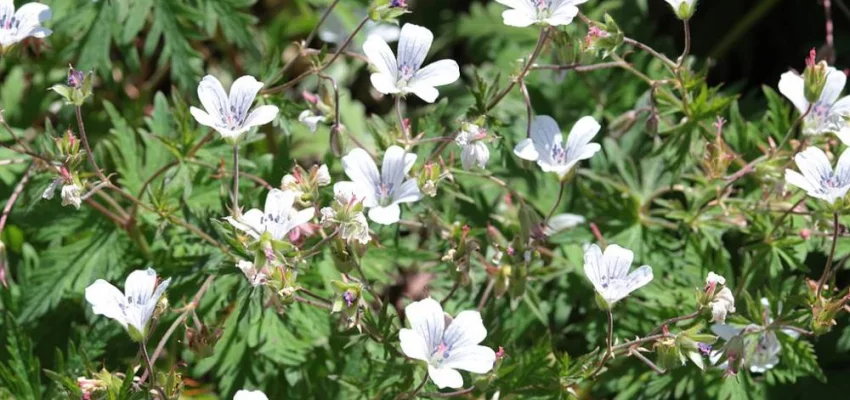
(821, 174, 843, 189)
(376, 182, 394, 206)
(533, 0, 553, 19)
(397, 63, 416, 86)
(550, 143, 568, 165)
(429, 342, 452, 365)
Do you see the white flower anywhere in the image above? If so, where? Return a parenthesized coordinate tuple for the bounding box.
(0, 1, 52, 50)
(315, 164, 331, 187)
(543, 213, 585, 235)
(363, 23, 460, 103)
(321, 182, 372, 244)
(61, 184, 82, 209)
(784, 146, 850, 205)
(84, 268, 171, 340)
(399, 298, 496, 389)
(190, 75, 279, 141)
(338, 146, 422, 225)
(236, 260, 267, 287)
(778, 67, 850, 143)
(514, 115, 602, 179)
(455, 124, 490, 170)
(234, 390, 268, 400)
(583, 244, 653, 306)
(225, 189, 315, 241)
(298, 110, 327, 133)
(711, 299, 799, 373)
(663, 0, 698, 19)
(495, 0, 587, 28)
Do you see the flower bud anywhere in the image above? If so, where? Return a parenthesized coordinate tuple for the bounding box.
(654, 336, 680, 370)
(50, 66, 94, 107)
(665, 0, 698, 20)
(369, 0, 410, 23)
(811, 293, 850, 335)
(329, 125, 343, 157)
(803, 49, 829, 103)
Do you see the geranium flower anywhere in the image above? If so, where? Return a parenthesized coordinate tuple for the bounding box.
(784, 147, 850, 205)
(190, 75, 279, 141)
(338, 146, 422, 225)
(542, 213, 585, 236)
(778, 66, 850, 143)
(705, 272, 735, 324)
(321, 182, 372, 244)
(0, 1, 52, 51)
(711, 298, 799, 373)
(234, 390, 268, 400)
(225, 189, 315, 241)
(399, 298, 496, 389)
(583, 244, 653, 306)
(455, 123, 490, 170)
(84, 268, 171, 341)
(514, 115, 602, 179)
(495, 0, 587, 28)
(363, 23, 460, 103)
(298, 110, 327, 133)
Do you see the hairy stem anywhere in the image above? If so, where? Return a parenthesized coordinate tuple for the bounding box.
(815, 212, 841, 297)
(232, 145, 240, 216)
(75, 106, 110, 183)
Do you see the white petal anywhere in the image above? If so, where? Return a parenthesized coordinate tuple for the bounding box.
(229, 76, 265, 119)
(334, 181, 371, 206)
(392, 179, 422, 204)
(830, 95, 850, 116)
(543, 4, 579, 26)
(226, 208, 265, 238)
(382, 145, 414, 187)
(784, 169, 814, 193)
(233, 390, 269, 400)
(603, 244, 635, 280)
(369, 24, 401, 43)
(835, 147, 850, 183)
(778, 71, 809, 114)
(625, 265, 654, 293)
(545, 214, 585, 235)
(397, 24, 433, 72)
(428, 365, 464, 389)
(409, 85, 440, 103)
(513, 138, 539, 161)
(124, 269, 157, 307)
(399, 328, 430, 361)
(368, 204, 401, 225)
(582, 243, 605, 288)
(442, 311, 487, 348)
(263, 189, 296, 239)
(242, 105, 279, 129)
(710, 324, 742, 340)
(190, 107, 219, 129)
(290, 208, 316, 230)
(410, 60, 460, 89)
(342, 148, 381, 194)
(197, 75, 229, 124)
(11, 3, 52, 41)
(84, 280, 128, 329)
(363, 35, 398, 81)
(565, 116, 602, 161)
(404, 298, 445, 352)
(837, 126, 850, 145)
(370, 73, 401, 95)
(821, 67, 847, 105)
(298, 110, 326, 133)
(495, 0, 535, 12)
(529, 115, 564, 165)
(501, 9, 536, 27)
(441, 345, 496, 374)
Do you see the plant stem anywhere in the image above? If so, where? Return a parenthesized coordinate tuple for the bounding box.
(396, 95, 409, 142)
(545, 181, 567, 221)
(631, 348, 667, 375)
(477, 278, 495, 311)
(623, 37, 677, 70)
(815, 212, 840, 297)
(485, 27, 549, 112)
(648, 309, 702, 336)
(232, 145, 240, 216)
(0, 162, 33, 235)
(264, 16, 370, 95)
(409, 375, 428, 398)
(139, 341, 166, 398)
(531, 61, 627, 71)
(519, 80, 533, 138)
(589, 309, 615, 377)
(679, 20, 691, 66)
(777, 103, 813, 152)
(75, 106, 109, 183)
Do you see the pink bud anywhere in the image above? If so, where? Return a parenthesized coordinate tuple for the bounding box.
(800, 229, 812, 240)
(806, 48, 817, 68)
(495, 346, 507, 360)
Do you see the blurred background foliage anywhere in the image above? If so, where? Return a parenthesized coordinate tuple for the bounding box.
(1, 0, 850, 399)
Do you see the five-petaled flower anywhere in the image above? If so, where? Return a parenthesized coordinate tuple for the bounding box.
(583, 244, 653, 306)
(363, 23, 460, 103)
(778, 65, 850, 144)
(455, 123, 490, 170)
(338, 146, 422, 225)
(0, 0, 52, 51)
(495, 0, 587, 28)
(234, 390, 268, 400)
(399, 298, 496, 389)
(84, 268, 171, 341)
(190, 75, 279, 142)
(784, 146, 850, 205)
(225, 189, 315, 241)
(514, 115, 602, 179)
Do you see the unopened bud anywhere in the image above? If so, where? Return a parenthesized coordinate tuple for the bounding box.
(803, 49, 829, 103)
